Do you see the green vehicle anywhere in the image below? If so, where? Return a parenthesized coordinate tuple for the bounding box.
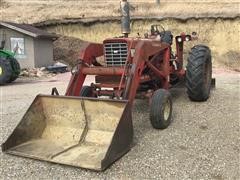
(0, 43, 21, 85)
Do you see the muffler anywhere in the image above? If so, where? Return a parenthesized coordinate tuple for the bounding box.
(2, 95, 133, 171)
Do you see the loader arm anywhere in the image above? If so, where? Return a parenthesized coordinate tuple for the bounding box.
(125, 41, 170, 105)
(66, 43, 103, 96)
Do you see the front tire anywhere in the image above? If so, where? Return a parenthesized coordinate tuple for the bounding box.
(80, 86, 96, 97)
(150, 89, 173, 129)
(186, 45, 212, 101)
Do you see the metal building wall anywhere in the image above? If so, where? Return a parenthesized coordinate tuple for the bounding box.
(0, 26, 35, 68)
(34, 39, 54, 68)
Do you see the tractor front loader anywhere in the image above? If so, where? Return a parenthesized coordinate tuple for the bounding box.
(2, 1, 213, 171)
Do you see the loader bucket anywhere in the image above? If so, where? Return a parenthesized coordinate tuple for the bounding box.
(2, 95, 133, 171)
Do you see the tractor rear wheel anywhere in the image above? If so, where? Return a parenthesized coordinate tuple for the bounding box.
(9, 57, 20, 82)
(186, 45, 212, 101)
(80, 86, 96, 97)
(150, 89, 173, 129)
(0, 57, 13, 85)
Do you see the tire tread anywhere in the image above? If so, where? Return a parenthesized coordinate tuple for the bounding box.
(186, 45, 212, 101)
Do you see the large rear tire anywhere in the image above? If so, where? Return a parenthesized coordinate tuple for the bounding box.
(9, 57, 20, 82)
(150, 89, 173, 129)
(0, 57, 13, 85)
(186, 45, 212, 101)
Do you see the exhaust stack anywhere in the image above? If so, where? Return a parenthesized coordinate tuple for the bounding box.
(120, 0, 131, 37)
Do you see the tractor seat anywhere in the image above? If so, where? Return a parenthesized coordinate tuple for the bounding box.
(160, 31, 173, 45)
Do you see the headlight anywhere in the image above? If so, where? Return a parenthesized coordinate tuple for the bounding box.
(177, 37, 182, 42)
(185, 35, 191, 41)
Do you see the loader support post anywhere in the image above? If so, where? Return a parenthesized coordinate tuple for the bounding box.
(124, 42, 145, 104)
(176, 40, 183, 68)
(162, 47, 171, 89)
(125, 41, 170, 105)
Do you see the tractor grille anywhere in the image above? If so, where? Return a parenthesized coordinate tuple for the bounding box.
(104, 42, 128, 66)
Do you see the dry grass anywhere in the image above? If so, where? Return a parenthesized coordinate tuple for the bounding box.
(1, 0, 239, 23)
(48, 18, 240, 71)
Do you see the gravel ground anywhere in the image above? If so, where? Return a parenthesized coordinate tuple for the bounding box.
(0, 69, 239, 179)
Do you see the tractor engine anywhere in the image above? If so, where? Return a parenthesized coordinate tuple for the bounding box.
(104, 40, 128, 67)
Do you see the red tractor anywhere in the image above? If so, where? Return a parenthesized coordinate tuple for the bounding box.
(2, 3, 213, 171)
(66, 24, 212, 129)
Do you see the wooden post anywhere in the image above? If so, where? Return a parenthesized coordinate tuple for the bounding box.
(156, 0, 160, 5)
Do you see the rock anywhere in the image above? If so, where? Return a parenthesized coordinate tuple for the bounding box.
(19, 66, 61, 78)
(29, 68, 37, 74)
(21, 70, 29, 76)
(28, 72, 36, 77)
(40, 67, 46, 71)
(36, 70, 44, 77)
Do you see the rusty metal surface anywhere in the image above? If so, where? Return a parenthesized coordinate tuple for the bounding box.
(2, 95, 132, 171)
(120, 1, 131, 35)
(95, 75, 122, 84)
(65, 43, 103, 96)
(82, 67, 124, 76)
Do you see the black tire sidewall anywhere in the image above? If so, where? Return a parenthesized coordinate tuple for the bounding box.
(200, 49, 212, 97)
(205, 56, 212, 97)
(150, 89, 173, 129)
(9, 57, 21, 82)
(159, 95, 172, 126)
(80, 86, 95, 97)
(186, 45, 212, 101)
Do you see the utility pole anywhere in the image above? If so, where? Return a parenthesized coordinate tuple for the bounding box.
(156, 0, 160, 5)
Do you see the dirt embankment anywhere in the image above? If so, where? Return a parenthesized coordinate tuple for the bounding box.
(2, 1, 238, 70)
(1, 0, 239, 24)
(53, 36, 86, 66)
(50, 17, 239, 71)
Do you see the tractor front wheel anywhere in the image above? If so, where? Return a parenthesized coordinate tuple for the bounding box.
(150, 89, 173, 129)
(186, 45, 212, 101)
(80, 86, 96, 97)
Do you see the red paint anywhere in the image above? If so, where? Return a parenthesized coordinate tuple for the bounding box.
(65, 33, 196, 105)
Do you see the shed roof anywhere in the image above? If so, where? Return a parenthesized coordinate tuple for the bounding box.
(0, 22, 58, 39)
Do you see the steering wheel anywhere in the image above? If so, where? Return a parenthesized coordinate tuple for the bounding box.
(150, 24, 166, 38)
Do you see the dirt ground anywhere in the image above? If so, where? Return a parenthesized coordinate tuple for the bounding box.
(1, 0, 239, 24)
(0, 69, 239, 179)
